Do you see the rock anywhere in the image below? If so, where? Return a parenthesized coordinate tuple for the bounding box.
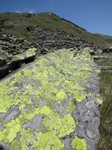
(97, 49, 103, 55)
(34, 28, 99, 53)
(0, 48, 102, 150)
(0, 29, 41, 79)
(86, 129, 94, 139)
(107, 45, 112, 52)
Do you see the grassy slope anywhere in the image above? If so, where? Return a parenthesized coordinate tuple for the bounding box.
(0, 12, 111, 49)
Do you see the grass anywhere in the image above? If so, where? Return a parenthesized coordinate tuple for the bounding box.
(95, 58, 112, 66)
(95, 55, 112, 150)
(105, 38, 112, 45)
(96, 71, 112, 150)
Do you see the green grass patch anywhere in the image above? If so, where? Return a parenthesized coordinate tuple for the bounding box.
(96, 71, 112, 150)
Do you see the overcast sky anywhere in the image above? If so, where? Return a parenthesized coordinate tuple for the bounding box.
(0, 0, 112, 36)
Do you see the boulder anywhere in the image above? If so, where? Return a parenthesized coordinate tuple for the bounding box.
(0, 48, 102, 150)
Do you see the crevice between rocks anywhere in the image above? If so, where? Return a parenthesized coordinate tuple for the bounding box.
(0, 55, 35, 80)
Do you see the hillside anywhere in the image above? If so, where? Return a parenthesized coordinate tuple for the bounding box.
(0, 12, 112, 49)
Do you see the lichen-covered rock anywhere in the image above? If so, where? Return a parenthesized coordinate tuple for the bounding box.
(0, 48, 102, 150)
(0, 28, 40, 79)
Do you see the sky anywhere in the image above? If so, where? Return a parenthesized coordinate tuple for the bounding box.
(0, 0, 112, 36)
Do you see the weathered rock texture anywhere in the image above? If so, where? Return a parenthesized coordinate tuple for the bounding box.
(0, 47, 102, 150)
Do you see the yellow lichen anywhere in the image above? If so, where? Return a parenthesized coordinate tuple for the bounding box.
(71, 136, 87, 150)
(97, 97, 103, 104)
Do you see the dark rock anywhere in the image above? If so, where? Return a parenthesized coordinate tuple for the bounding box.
(34, 28, 99, 53)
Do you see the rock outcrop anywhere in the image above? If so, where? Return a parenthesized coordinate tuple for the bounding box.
(0, 47, 102, 150)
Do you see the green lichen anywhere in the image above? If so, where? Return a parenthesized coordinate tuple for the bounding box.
(56, 89, 67, 101)
(42, 113, 76, 138)
(10, 140, 20, 150)
(0, 119, 21, 143)
(25, 48, 37, 57)
(20, 128, 37, 150)
(57, 114, 76, 138)
(97, 97, 103, 104)
(40, 106, 51, 116)
(71, 136, 87, 150)
(14, 48, 37, 60)
(35, 131, 64, 150)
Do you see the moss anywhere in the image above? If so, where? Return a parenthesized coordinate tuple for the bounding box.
(71, 136, 87, 150)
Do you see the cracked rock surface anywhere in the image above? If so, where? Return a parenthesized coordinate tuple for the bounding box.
(0, 47, 102, 150)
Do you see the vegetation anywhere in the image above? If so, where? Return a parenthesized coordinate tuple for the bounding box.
(95, 57, 112, 150)
(96, 70, 112, 150)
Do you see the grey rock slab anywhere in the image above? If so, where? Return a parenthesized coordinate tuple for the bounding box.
(86, 129, 94, 139)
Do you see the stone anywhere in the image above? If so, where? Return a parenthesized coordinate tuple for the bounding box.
(86, 129, 94, 139)
(85, 101, 97, 109)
